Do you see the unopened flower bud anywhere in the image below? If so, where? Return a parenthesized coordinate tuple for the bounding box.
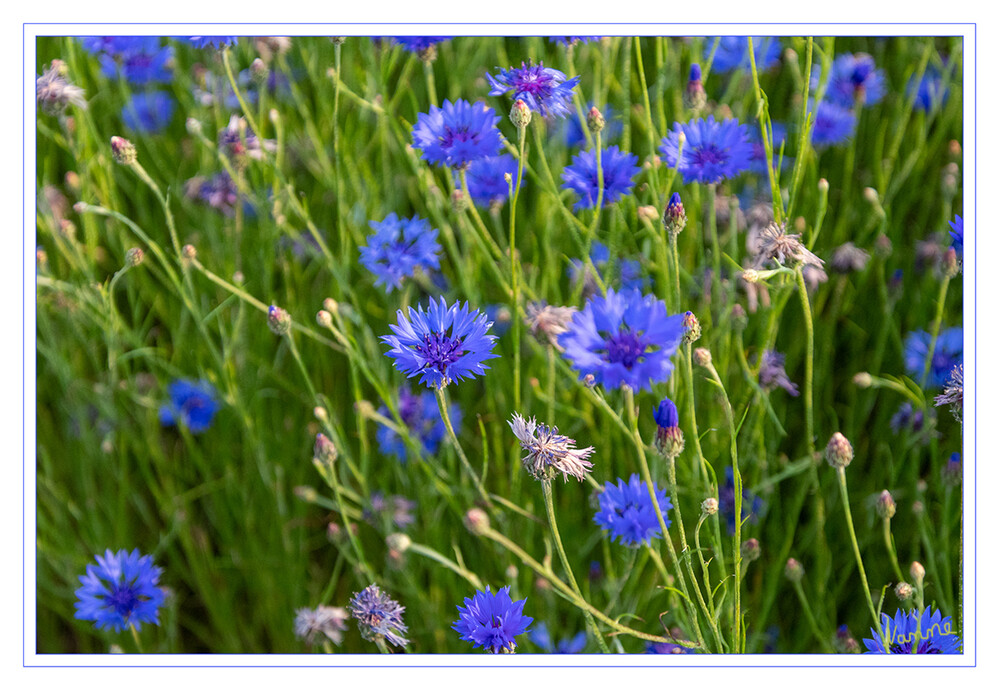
(505, 564, 519, 580)
(510, 99, 531, 129)
(110, 136, 136, 165)
(663, 192, 687, 237)
(825, 432, 853, 468)
(818, 178, 829, 193)
(942, 452, 961, 486)
(894, 581, 913, 601)
(322, 298, 338, 315)
(942, 247, 960, 278)
(876, 490, 896, 519)
(267, 305, 292, 335)
(182, 244, 197, 260)
(912, 500, 924, 516)
(464, 508, 490, 535)
(637, 205, 659, 223)
(583, 374, 596, 388)
(386, 533, 411, 553)
(863, 187, 879, 204)
(785, 557, 804, 582)
(683, 64, 706, 112)
(250, 58, 268, 86)
(910, 561, 925, 583)
(314, 433, 337, 467)
(853, 372, 873, 388)
(269, 108, 280, 125)
(741, 538, 761, 562)
(124, 247, 144, 267)
(186, 118, 202, 135)
(586, 106, 605, 134)
(316, 310, 333, 328)
(313, 406, 328, 422)
(682, 311, 701, 344)
(693, 348, 711, 367)
(451, 189, 468, 214)
(701, 497, 719, 516)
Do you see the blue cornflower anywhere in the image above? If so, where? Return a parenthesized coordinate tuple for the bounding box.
(660, 115, 754, 184)
(359, 213, 441, 293)
(567, 241, 647, 294)
(529, 622, 586, 653)
(949, 215, 963, 252)
(903, 328, 963, 388)
(810, 100, 856, 149)
(907, 64, 950, 111)
(99, 42, 174, 85)
(189, 36, 238, 49)
(381, 297, 498, 389)
(653, 397, 684, 456)
(559, 102, 622, 148)
(548, 37, 603, 46)
(558, 288, 684, 392)
(487, 61, 581, 119)
(391, 36, 449, 52)
(185, 171, 239, 216)
(81, 36, 153, 55)
(748, 122, 791, 175)
(348, 584, 409, 648)
(484, 304, 512, 336)
(159, 378, 219, 433)
(74, 548, 166, 632)
(704, 36, 781, 73)
(376, 387, 459, 463)
(646, 641, 693, 654)
(121, 91, 175, 134)
(890, 402, 925, 435)
(818, 53, 885, 108)
(594, 474, 673, 547)
(719, 466, 764, 535)
(452, 586, 533, 653)
(412, 99, 503, 169)
(561, 145, 640, 211)
(461, 154, 519, 206)
(863, 607, 962, 654)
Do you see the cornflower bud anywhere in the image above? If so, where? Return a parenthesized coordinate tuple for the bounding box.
(464, 508, 490, 535)
(894, 581, 913, 601)
(693, 348, 712, 367)
(510, 99, 532, 129)
(663, 192, 687, 237)
(124, 247, 144, 267)
(586, 106, 605, 134)
(741, 538, 761, 562)
(317, 310, 333, 328)
(785, 558, 804, 582)
(701, 497, 719, 516)
(825, 432, 854, 468)
(267, 305, 292, 335)
(110, 136, 136, 165)
(876, 490, 896, 519)
(682, 311, 701, 344)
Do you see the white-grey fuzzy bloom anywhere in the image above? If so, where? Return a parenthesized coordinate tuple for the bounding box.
(294, 605, 349, 646)
(934, 364, 963, 422)
(525, 302, 577, 350)
(508, 413, 594, 482)
(753, 222, 824, 270)
(36, 60, 87, 113)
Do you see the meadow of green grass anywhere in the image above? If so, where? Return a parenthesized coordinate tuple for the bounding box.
(34, 34, 964, 655)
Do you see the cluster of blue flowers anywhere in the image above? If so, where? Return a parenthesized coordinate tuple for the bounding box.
(82, 36, 176, 133)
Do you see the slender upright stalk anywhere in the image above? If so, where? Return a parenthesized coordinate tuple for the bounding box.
(882, 518, 905, 583)
(790, 578, 834, 653)
(510, 123, 528, 410)
(835, 466, 885, 642)
(435, 386, 492, 509)
(920, 275, 951, 390)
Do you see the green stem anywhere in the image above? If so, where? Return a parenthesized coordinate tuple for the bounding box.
(882, 517, 906, 583)
(791, 579, 834, 652)
(920, 275, 951, 390)
(435, 386, 492, 508)
(510, 124, 527, 411)
(835, 466, 885, 642)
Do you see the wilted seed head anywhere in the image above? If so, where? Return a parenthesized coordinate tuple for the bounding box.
(587, 106, 605, 134)
(802, 264, 829, 293)
(36, 59, 87, 113)
(509, 412, 595, 482)
(267, 305, 292, 335)
(314, 433, 337, 468)
(681, 311, 701, 344)
(663, 192, 687, 237)
(701, 497, 719, 516)
(853, 372, 873, 388)
(124, 247, 144, 267)
(464, 508, 490, 535)
(934, 364, 963, 422)
(110, 136, 137, 165)
(386, 533, 411, 554)
(316, 310, 333, 328)
(525, 302, 577, 349)
(293, 605, 349, 646)
(693, 347, 712, 368)
(825, 432, 853, 468)
(910, 561, 926, 583)
(785, 558, 804, 582)
(510, 99, 532, 129)
(894, 581, 913, 601)
(753, 222, 824, 270)
(876, 490, 897, 519)
(741, 538, 761, 562)
(830, 242, 870, 274)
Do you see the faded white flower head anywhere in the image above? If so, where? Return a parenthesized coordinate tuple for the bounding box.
(508, 412, 594, 482)
(36, 60, 87, 113)
(525, 302, 577, 350)
(753, 222, 824, 270)
(934, 363, 963, 422)
(293, 605, 349, 646)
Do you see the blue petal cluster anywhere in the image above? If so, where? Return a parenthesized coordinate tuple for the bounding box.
(558, 288, 684, 391)
(376, 387, 460, 463)
(189, 36, 238, 49)
(359, 213, 441, 292)
(863, 607, 962, 654)
(348, 584, 409, 648)
(412, 99, 503, 169)
(529, 622, 586, 653)
(452, 586, 533, 653)
(949, 215, 963, 252)
(93, 37, 174, 85)
(907, 64, 950, 111)
(561, 145, 640, 210)
(903, 328, 963, 389)
(705, 36, 781, 73)
(461, 154, 519, 206)
(817, 53, 885, 108)
(381, 298, 499, 389)
(653, 397, 680, 429)
(487, 62, 581, 119)
(81, 37, 152, 55)
(660, 116, 754, 184)
(810, 100, 856, 149)
(392, 36, 449, 52)
(594, 474, 673, 547)
(122, 92, 176, 134)
(159, 378, 219, 433)
(74, 548, 166, 632)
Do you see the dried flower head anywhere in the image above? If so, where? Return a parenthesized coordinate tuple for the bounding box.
(753, 222, 824, 269)
(524, 302, 577, 349)
(830, 242, 871, 274)
(37, 59, 87, 113)
(293, 605, 348, 646)
(758, 349, 799, 397)
(348, 584, 408, 648)
(509, 413, 594, 482)
(934, 364, 963, 422)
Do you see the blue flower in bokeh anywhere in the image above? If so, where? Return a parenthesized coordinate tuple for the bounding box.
(99, 40, 174, 85)
(359, 213, 441, 293)
(660, 115, 754, 184)
(949, 215, 963, 252)
(903, 328, 963, 388)
(461, 154, 519, 207)
(719, 466, 764, 535)
(376, 387, 460, 463)
(391, 36, 449, 52)
(81, 36, 153, 56)
(594, 474, 673, 547)
(863, 607, 961, 654)
(74, 548, 165, 632)
(381, 298, 498, 389)
(561, 145, 640, 210)
(412, 99, 503, 169)
(159, 378, 219, 433)
(748, 121, 792, 175)
(817, 53, 885, 108)
(704, 36, 781, 74)
(559, 288, 682, 391)
(487, 62, 581, 119)
(810, 100, 856, 149)
(549, 37, 603, 46)
(529, 621, 586, 653)
(121, 91, 175, 133)
(558, 102, 622, 149)
(189, 36, 238, 49)
(567, 241, 647, 294)
(907, 64, 950, 111)
(453, 586, 533, 653)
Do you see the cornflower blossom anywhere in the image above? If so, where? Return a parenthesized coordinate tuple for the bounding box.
(594, 474, 673, 547)
(461, 155, 519, 206)
(359, 213, 441, 292)
(122, 92, 176, 133)
(704, 36, 782, 73)
(529, 622, 586, 653)
(558, 288, 684, 392)
(810, 100, 857, 148)
(889, 402, 924, 435)
(452, 586, 532, 653)
(348, 584, 409, 648)
(74, 549, 166, 632)
(758, 350, 799, 397)
(159, 379, 219, 433)
(719, 467, 764, 535)
(412, 99, 503, 169)
(376, 387, 458, 463)
(903, 328, 963, 388)
(567, 241, 646, 295)
(830, 242, 871, 274)
(293, 606, 348, 646)
(907, 64, 950, 111)
(659, 116, 754, 184)
(487, 62, 580, 119)
(381, 298, 498, 389)
(508, 413, 595, 482)
(185, 172, 239, 216)
(392, 36, 449, 52)
(365, 492, 416, 530)
(98, 38, 174, 85)
(560, 146, 640, 210)
(949, 215, 963, 252)
(818, 53, 886, 108)
(863, 607, 961, 654)
(189, 36, 238, 49)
